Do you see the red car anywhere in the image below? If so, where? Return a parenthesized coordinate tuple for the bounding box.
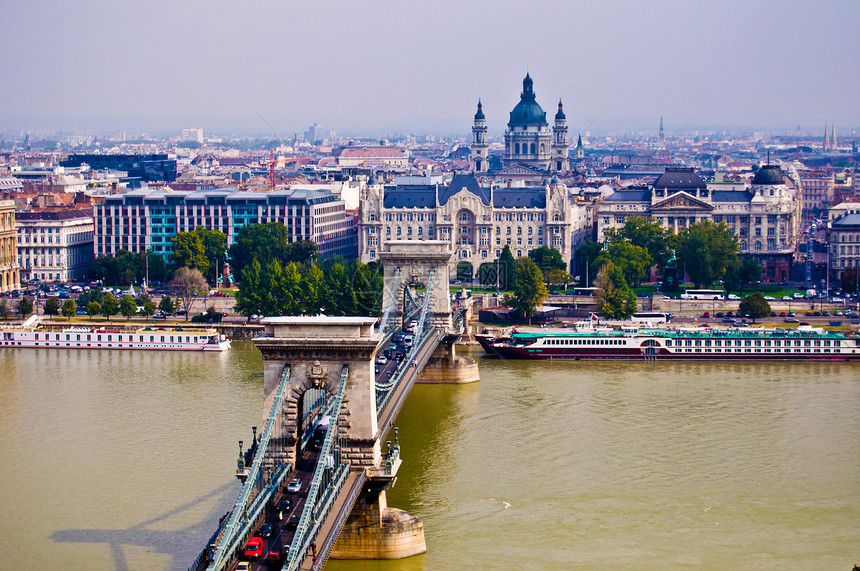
(264, 548, 284, 565)
(243, 536, 264, 559)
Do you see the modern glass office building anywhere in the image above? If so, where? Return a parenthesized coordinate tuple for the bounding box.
(95, 187, 356, 261)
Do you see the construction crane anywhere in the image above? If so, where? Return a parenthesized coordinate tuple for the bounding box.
(260, 150, 276, 191)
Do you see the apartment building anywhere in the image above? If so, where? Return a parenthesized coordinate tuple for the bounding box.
(16, 208, 94, 282)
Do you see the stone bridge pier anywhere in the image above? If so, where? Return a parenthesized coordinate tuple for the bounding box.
(253, 317, 426, 560)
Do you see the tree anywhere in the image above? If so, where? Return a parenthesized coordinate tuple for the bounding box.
(604, 216, 673, 270)
(145, 252, 168, 284)
(528, 246, 567, 280)
(594, 260, 638, 320)
(158, 295, 175, 316)
(503, 257, 548, 324)
(87, 301, 101, 318)
(737, 257, 762, 295)
(498, 245, 516, 290)
(0, 298, 9, 319)
(44, 296, 61, 316)
(61, 299, 77, 320)
(302, 263, 325, 315)
(101, 293, 119, 321)
(169, 232, 209, 273)
(545, 268, 574, 288)
(574, 242, 604, 285)
(17, 296, 33, 318)
(142, 301, 156, 319)
(594, 242, 653, 287)
(120, 294, 137, 320)
(235, 259, 265, 317)
(672, 220, 739, 288)
(739, 292, 771, 323)
(289, 240, 319, 264)
(193, 227, 228, 284)
(228, 223, 293, 279)
(169, 267, 209, 321)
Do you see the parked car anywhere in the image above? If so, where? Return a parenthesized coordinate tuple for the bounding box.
(702, 312, 710, 318)
(779, 312, 787, 317)
(243, 537, 264, 560)
(287, 478, 302, 493)
(782, 295, 792, 301)
(728, 294, 740, 300)
(715, 312, 724, 318)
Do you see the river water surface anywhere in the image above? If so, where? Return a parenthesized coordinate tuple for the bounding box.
(1, 344, 858, 570)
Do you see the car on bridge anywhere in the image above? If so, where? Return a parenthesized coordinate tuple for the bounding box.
(260, 523, 274, 538)
(287, 478, 302, 493)
(236, 562, 250, 571)
(276, 498, 292, 512)
(243, 536, 264, 559)
(264, 548, 284, 565)
(377, 355, 388, 365)
(287, 513, 300, 530)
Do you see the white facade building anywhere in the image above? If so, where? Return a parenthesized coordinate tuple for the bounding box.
(16, 208, 94, 282)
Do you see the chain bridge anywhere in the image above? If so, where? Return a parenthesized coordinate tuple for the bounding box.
(189, 241, 478, 571)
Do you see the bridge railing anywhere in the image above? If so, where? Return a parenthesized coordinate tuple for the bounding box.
(285, 365, 351, 570)
(204, 365, 293, 571)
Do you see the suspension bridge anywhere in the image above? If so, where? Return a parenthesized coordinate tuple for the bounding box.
(188, 241, 477, 571)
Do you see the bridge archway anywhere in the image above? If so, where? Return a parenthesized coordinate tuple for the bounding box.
(255, 317, 382, 469)
(378, 240, 453, 331)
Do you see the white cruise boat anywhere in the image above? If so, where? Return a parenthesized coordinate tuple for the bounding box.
(1, 316, 230, 352)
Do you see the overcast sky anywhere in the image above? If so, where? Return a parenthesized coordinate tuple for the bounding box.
(1, 0, 858, 138)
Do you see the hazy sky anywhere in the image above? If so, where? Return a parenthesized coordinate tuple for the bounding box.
(1, 0, 858, 137)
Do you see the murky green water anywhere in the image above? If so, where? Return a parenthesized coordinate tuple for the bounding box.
(1, 345, 858, 570)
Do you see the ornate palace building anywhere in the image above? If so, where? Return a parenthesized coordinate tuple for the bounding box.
(471, 73, 570, 177)
(596, 166, 803, 282)
(358, 174, 589, 275)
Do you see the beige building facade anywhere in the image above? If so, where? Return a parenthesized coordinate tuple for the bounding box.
(0, 199, 20, 292)
(358, 174, 587, 276)
(596, 166, 802, 282)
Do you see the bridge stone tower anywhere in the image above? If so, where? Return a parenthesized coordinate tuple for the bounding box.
(378, 240, 453, 331)
(254, 317, 426, 560)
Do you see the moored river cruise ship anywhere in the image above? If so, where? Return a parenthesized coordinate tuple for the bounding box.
(477, 323, 860, 361)
(1, 316, 230, 351)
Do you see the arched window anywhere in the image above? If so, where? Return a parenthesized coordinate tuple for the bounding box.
(755, 241, 762, 251)
(530, 143, 536, 154)
(515, 143, 520, 154)
(540, 144, 545, 153)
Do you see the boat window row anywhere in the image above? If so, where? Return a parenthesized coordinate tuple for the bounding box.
(666, 338, 836, 348)
(32, 332, 200, 343)
(676, 347, 836, 354)
(543, 337, 626, 346)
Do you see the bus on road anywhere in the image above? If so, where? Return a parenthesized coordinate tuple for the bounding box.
(680, 289, 723, 300)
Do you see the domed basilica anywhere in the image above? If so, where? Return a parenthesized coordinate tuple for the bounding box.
(470, 73, 570, 174)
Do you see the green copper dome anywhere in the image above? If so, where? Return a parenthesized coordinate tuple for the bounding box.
(752, 164, 783, 185)
(508, 73, 547, 128)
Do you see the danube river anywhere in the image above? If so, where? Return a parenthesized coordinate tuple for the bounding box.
(1, 343, 858, 570)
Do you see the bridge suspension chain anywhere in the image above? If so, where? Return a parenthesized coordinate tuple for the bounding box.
(375, 268, 436, 407)
(285, 365, 351, 570)
(377, 267, 401, 338)
(204, 365, 293, 571)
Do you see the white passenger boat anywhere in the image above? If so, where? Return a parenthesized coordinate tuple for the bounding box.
(0, 316, 230, 351)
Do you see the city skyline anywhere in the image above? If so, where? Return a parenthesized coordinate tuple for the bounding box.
(2, 0, 859, 137)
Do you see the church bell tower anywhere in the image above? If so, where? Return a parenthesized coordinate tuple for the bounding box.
(470, 100, 489, 173)
(551, 99, 569, 172)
